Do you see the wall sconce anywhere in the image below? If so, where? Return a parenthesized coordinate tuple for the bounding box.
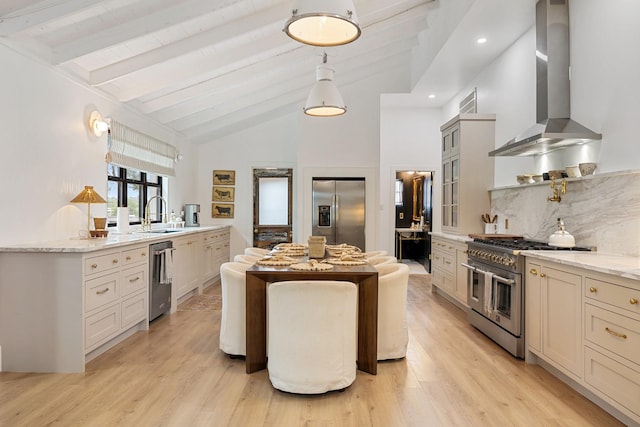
(284, 0, 361, 47)
(88, 110, 110, 137)
(304, 53, 346, 117)
(175, 152, 184, 162)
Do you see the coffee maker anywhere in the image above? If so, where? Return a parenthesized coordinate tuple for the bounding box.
(184, 204, 200, 227)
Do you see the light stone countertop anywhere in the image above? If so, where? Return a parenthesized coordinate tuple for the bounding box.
(523, 250, 640, 282)
(0, 225, 229, 254)
(428, 231, 473, 243)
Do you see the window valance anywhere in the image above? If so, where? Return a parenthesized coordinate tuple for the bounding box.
(106, 119, 177, 176)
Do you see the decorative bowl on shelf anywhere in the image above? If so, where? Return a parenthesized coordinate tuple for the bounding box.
(565, 165, 581, 178)
(531, 174, 543, 183)
(516, 175, 534, 185)
(579, 162, 597, 176)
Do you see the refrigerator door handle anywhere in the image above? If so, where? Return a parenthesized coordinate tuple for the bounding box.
(333, 194, 338, 225)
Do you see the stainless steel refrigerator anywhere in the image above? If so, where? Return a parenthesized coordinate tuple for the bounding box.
(312, 178, 365, 249)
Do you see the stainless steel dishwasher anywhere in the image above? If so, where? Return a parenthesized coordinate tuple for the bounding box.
(150, 240, 174, 321)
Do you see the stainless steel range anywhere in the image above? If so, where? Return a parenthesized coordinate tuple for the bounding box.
(463, 238, 591, 358)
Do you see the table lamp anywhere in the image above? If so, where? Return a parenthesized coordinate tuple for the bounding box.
(70, 186, 107, 237)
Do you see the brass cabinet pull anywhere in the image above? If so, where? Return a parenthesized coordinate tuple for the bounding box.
(589, 287, 597, 293)
(529, 268, 538, 276)
(605, 327, 627, 339)
(112, 259, 119, 264)
(540, 273, 546, 278)
(141, 253, 146, 257)
(126, 256, 132, 261)
(631, 297, 638, 305)
(129, 277, 140, 283)
(91, 263, 98, 269)
(96, 288, 109, 295)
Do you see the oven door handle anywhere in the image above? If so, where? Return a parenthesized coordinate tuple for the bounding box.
(461, 263, 515, 285)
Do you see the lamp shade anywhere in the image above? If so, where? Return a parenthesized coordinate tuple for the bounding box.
(284, 0, 361, 47)
(71, 186, 107, 235)
(70, 186, 107, 204)
(304, 61, 346, 117)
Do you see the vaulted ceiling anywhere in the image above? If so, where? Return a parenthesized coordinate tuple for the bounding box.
(0, 0, 534, 143)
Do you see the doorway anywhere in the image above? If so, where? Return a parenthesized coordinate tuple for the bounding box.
(252, 168, 293, 249)
(394, 170, 433, 271)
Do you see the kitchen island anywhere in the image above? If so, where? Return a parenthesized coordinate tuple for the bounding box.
(0, 226, 229, 373)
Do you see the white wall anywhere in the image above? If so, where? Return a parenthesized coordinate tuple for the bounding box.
(0, 45, 194, 245)
(197, 67, 410, 256)
(379, 96, 443, 255)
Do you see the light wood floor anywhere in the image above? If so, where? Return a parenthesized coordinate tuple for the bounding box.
(0, 275, 624, 427)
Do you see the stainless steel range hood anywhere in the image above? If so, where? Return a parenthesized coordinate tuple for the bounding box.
(489, 0, 601, 157)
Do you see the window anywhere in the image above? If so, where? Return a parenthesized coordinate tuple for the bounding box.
(107, 164, 164, 226)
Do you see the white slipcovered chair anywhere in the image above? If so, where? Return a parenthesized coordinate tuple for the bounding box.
(244, 247, 270, 257)
(233, 254, 261, 265)
(219, 262, 251, 357)
(375, 262, 410, 360)
(267, 280, 357, 394)
(364, 250, 387, 258)
(367, 255, 397, 266)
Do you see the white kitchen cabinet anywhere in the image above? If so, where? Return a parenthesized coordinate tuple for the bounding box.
(583, 273, 640, 422)
(83, 245, 148, 354)
(172, 234, 202, 301)
(440, 114, 495, 234)
(201, 227, 230, 284)
(431, 235, 468, 307)
(525, 259, 582, 379)
(525, 262, 542, 354)
(524, 256, 640, 425)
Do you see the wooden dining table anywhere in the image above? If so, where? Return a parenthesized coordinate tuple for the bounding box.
(245, 261, 379, 375)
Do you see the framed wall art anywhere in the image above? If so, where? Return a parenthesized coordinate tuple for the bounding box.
(213, 170, 235, 185)
(212, 203, 234, 218)
(212, 186, 235, 202)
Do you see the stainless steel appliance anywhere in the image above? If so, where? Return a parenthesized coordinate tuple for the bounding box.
(463, 238, 591, 358)
(184, 204, 200, 227)
(312, 178, 365, 249)
(150, 241, 174, 321)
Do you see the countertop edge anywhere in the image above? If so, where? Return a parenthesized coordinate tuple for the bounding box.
(522, 250, 640, 282)
(0, 225, 230, 253)
(428, 231, 473, 243)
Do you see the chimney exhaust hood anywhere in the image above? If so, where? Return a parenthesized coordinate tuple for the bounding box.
(489, 0, 601, 157)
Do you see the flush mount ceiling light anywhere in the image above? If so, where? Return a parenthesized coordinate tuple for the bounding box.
(304, 53, 346, 117)
(88, 110, 109, 137)
(284, 0, 361, 47)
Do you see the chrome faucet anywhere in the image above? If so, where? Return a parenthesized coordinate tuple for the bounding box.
(142, 195, 168, 231)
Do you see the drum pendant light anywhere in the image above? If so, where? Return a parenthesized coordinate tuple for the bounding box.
(304, 54, 346, 117)
(284, 0, 361, 47)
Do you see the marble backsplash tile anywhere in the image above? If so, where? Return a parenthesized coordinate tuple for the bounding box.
(490, 171, 640, 257)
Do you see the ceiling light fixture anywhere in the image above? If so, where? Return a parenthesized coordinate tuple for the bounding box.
(304, 53, 346, 117)
(428, 94, 436, 99)
(88, 110, 109, 137)
(477, 37, 487, 44)
(284, 0, 361, 47)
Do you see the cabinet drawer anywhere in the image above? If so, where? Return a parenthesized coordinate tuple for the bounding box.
(85, 272, 119, 312)
(584, 346, 640, 419)
(585, 304, 640, 365)
(121, 265, 147, 297)
(84, 252, 121, 276)
(122, 246, 148, 266)
(585, 277, 640, 315)
(441, 252, 456, 275)
(121, 292, 147, 330)
(85, 304, 120, 350)
(432, 239, 455, 254)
